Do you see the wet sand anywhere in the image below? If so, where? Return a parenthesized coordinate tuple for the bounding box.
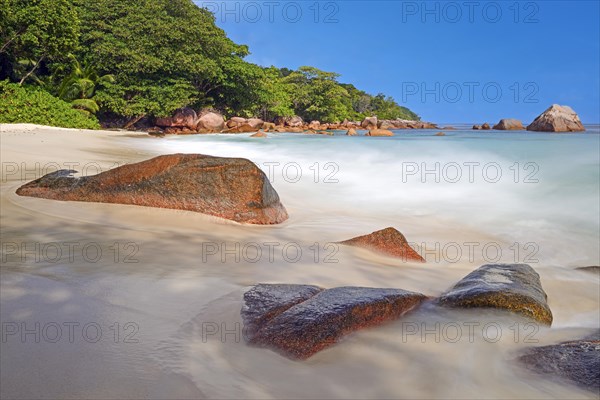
(1, 125, 598, 399)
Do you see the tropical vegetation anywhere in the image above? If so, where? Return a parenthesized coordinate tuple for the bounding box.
(0, 0, 419, 129)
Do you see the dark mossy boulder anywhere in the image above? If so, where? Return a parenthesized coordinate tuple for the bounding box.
(242, 284, 324, 341)
(518, 331, 600, 392)
(437, 264, 553, 325)
(242, 285, 427, 360)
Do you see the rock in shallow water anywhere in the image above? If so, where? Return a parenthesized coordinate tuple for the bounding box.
(242, 284, 324, 341)
(366, 129, 394, 137)
(436, 264, 553, 325)
(493, 118, 524, 130)
(518, 331, 600, 392)
(242, 284, 427, 360)
(527, 104, 585, 132)
(338, 227, 425, 262)
(16, 154, 288, 225)
(577, 266, 600, 274)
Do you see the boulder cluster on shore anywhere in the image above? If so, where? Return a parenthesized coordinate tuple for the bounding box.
(150, 108, 439, 137)
(148, 104, 586, 136)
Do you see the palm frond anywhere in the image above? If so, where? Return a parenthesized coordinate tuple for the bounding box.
(71, 98, 100, 114)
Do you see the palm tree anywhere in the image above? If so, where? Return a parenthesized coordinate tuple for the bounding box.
(58, 55, 115, 115)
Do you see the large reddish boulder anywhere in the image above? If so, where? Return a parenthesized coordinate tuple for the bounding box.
(226, 117, 247, 128)
(337, 227, 425, 262)
(361, 116, 378, 130)
(247, 118, 265, 129)
(242, 284, 427, 359)
(155, 107, 197, 129)
(262, 122, 276, 131)
(527, 105, 585, 132)
(224, 124, 258, 133)
(197, 112, 225, 132)
(378, 120, 396, 130)
(280, 116, 303, 127)
(16, 154, 288, 225)
(308, 120, 321, 130)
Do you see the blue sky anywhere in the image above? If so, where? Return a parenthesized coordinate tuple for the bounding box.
(195, 1, 600, 123)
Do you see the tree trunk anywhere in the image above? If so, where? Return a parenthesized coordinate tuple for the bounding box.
(0, 28, 25, 54)
(18, 55, 45, 86)
(123, 114, 145, 130)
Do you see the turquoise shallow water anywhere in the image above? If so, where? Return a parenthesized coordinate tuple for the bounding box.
(150, 126, 600, 268)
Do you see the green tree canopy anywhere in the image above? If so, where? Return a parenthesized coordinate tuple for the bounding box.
(74, 0, 250, 121)
(0, 0, 80, 85)
(0, 0, 420, 126)
(285, 66, 351, 123)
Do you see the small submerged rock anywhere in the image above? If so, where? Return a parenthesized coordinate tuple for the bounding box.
(576, 266, 600, 274)
(242, 284, 427, 360)
(518, 331, 600, 392)
(338, 227, 425, 262)
(437, 264, 553, 325)
(16, 154, 289, 225)
(366, 129, 394, 137)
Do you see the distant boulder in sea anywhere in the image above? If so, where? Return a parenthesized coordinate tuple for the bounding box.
(493, 118, 524, 130)
(481, 122, 491, 130)
(16, 154, 288, 225)
(527, 104, 585, 132)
